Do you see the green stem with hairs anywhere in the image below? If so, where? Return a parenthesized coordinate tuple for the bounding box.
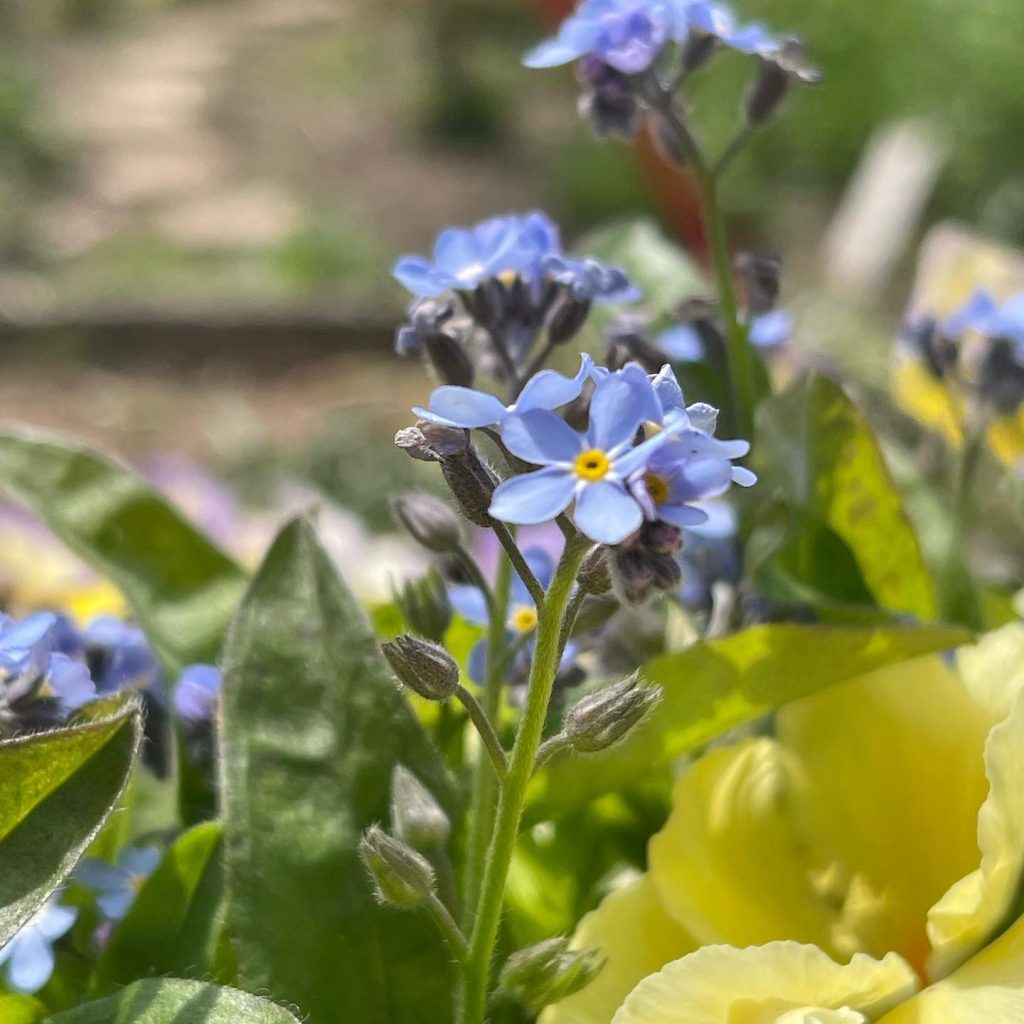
(460, 550, 513, 926)
(457, 538, 589, 1024)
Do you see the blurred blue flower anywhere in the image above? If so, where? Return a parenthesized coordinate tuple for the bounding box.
(0, 612, 96, 712)
(490, 367, 671, 544)
(676, 500, 741, 609)
(393, 212, 560, 298)
(945, 289, 1024, 348)
(77, 847, 161, 920)
(629, 440, 734, 529)
(656, 323, 705, 362)
(173, 664, 221, 724)
(0, 896, 77, 993)
(748, 309, 793, 349)
(524, 0, 676, 73)
(680, 1, 778, 56)
(413, 354, 595, 429)
(80, 617, 162, 696)
(656, 309, 791, 363)
(543, 256, 641, 304)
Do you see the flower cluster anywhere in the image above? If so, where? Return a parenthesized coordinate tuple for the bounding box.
(394, 211, 638, 388)
(904, 289, 1024, 414)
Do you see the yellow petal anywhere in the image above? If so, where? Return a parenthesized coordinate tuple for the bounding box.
(611, 942, 918, 1024)
(540, 874, 696, 1024)
(776, 656, 992, 972)
(955, 621, 1024, 721)
(649, 739, 834, 949)
(927, 682, 1024, 977)
(879, 914, 1024, 1023)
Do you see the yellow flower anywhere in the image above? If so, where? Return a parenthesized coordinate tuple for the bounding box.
(543, 623, 1024, 1023)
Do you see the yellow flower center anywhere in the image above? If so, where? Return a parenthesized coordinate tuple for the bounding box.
(510, 606, 539, 633)
(574, 449, 611, 481)
(644, 471, 670, 506)
(497, 269, 519, 286)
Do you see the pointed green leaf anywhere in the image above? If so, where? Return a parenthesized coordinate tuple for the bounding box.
(0, 427, 246, 674)
(0, 703, 141, 943)
(526, 623, 970, 821)
(756, 374, 937, 620)
(221, 517, 456, 1024)
(91, 822, 223, 993)
(46, 979, 301, 1023)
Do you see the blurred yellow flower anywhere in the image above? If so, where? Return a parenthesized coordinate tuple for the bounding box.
(543, 623, 1024, 1023)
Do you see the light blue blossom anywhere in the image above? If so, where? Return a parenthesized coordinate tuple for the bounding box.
(413, 354, 595, 429)
(944, 289, 1024, 348)
(543, 256, 641, 304)
(0, 896, 77, 993)
(656, 309, 791, 363)
(393, 212, 560, 298)
(80, 617, 161, 696)
(490, 367, 672, 544)
(77, 847, 161, 920)
(524, 0, 677, 73)
(748, 309, 792, 349)
(0, 612, 95, 712)
(679, 1, 778, 56)
(657, 322, 704, 362)
(173, 663, 222, 724)
(676, 500, 741, 608)
(628, 440, 734, 529)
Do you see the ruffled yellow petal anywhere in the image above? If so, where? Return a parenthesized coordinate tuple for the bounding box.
(540, 875, 695, 1024)
(611, 942, 918, 1024)
(775, 656, 992, 972)
(955, 622, 1024, 721)
(927, 682, 1024, 977)
(649, 739, 834, 949)
(879, 914, 1024, 1023)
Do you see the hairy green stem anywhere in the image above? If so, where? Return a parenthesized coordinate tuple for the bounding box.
(457, 539, 589, 1024)
(455, 685, 508, 780)
(424, 890, 469, 964)
(461, 552, 513, 925)
(493, 522, 545, 610)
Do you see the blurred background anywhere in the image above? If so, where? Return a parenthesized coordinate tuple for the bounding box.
(3, 0, 1024, 569)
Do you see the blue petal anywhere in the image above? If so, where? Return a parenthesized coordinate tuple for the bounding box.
(651, 364, 684, 416)
(393, 256, 444, 298)
(98, 889, 136, 920)
(119, 846, 161, 877)
(416, 387, 509, 429)
(658, 503, 710, 528)
(0, 612, 56, 656)
(685, 402, 719, 433)
(501, 410, 583, 465)
(688, 500, 738, 539)
(467, 639, 488, 687)
(613, 426, 676, 478)
(515, 366, 587, 414)
(725, 22, 776, 53)
(523, 547, 556, 590)
(749, 309, 792, 348)
(36, 903, 77, 941)
(658, 323, 704, 362)
(490, 467, 577, 525)
(178, 664, 221, 696)
(671, 457, 733, 501)
(588, 371, 655, 451)
(945, 289, 999, 336)
(174, 679, 218, 723)
(449, 585, 490, 626)
(523, 18, 599, 68)
(76, 859, 128, 893)
(732, 466, 758, 487)
(7, 929, 54, 993)
(433, 227, 479, 272)
(573, 480, 643, 544)
(48, 655, 96, 709)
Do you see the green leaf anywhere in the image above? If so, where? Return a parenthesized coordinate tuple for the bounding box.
(0, 994, 45, 1023)
(0, 427, 247, 674)
(577, 219, 706, 310)
(46, 979, 301, 1023)
(0, 703, 141, 944)
(220, 517, 456, 1024)
(91, 823, 223, 994)
(755, 374, 937, 620)
(526, 623, 970, 821)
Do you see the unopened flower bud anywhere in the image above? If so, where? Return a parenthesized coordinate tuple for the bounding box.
(649, 553, 683, 593)
(547, 294, 593, 346)
(441, 448, 498, 527)
(499, 937, 604, 1012)
(424, 333, 475, 387)
(577, 546, 612, 596)
(577, 56, 642, 140)
(393, 569, 452, 642)
(359, 824, 435, 909)
(734, 251, 782, 316)
(745, 38, 820, 126)
(391, 765, 450, 851)
(611, 548, 658, 604)
(382, 634, 459, 701)
(640, 520, 684, 557)
(563, 672, 661, 753)
(392, 493, 462, 554)
(682, 30, 718, 73)
(395, 423, 468, 463)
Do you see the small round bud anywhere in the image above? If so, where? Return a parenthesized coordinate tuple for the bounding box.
(640, 520, 683, 557)
(611, 548, 658, 605)
(382, 635, 459, 701)
(745, 38, 820, 126)
(499, 937, 605, 1012)
(577, 546, 613, 596)
(358, 824, 435, 909)
(423, 333, 475, 387)
(391, 493, 462, 554)
(393, 569, 452, 642)
(563, 672, 662, 753)
(391, 765, 451, 851)
(441, 448, 498, 528)
(546, 294, 593, 346)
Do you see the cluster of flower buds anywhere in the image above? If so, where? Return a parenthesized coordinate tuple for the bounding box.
(393, 211, 638, 391)
(903, 290, 1024, 415)
(524, 0, 818, 144)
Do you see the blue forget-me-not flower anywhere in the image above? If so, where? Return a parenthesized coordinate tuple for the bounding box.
(0, 896, 77, 993)
(174, 663, 222, 724)
(77, 847, 161, 920)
